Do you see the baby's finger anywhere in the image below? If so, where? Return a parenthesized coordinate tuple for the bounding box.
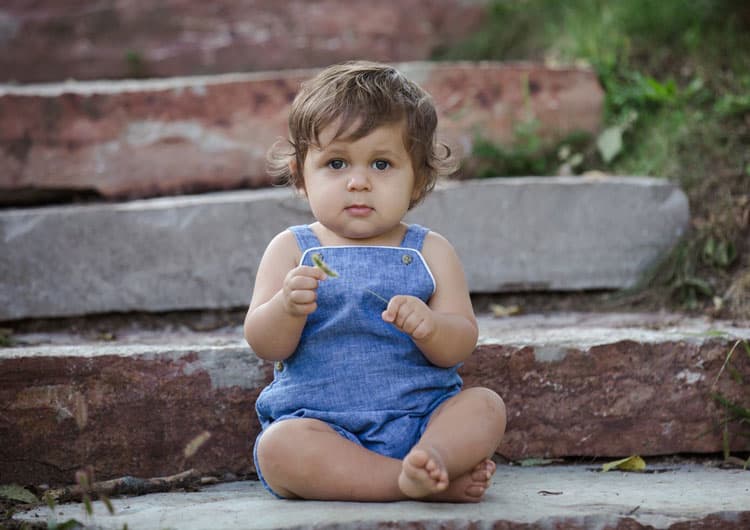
(287, 299, 317, 316)
(410, 319, 433, 340)
(298, 265, 328, 281)
(400, 311, 424, 334)
(382, 295, 407, 323)
(289, 288, 317, 305)
(395, 306, 416, 330)
(288, 274, 321, 291)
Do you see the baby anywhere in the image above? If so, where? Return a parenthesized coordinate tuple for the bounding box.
(244, 61, 506, 502)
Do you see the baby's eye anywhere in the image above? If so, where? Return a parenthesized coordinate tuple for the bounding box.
(372, 159, 391, 170)
(327, 159, 347, 170)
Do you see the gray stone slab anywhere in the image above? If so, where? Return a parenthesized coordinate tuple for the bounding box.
(408, 177, 690, 292)
(15, 465, 750, 529)
(0, 177, 689, 320)
(1, 187, 313, 320)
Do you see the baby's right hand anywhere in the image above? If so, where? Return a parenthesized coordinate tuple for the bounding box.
(281, 265, 327, 316)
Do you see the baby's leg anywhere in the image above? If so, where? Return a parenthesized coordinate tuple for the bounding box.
(399, 387, 506, 501)
(255, 418, 406, 501)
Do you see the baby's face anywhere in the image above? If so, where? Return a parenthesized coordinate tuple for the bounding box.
(300, 119, 418, 245)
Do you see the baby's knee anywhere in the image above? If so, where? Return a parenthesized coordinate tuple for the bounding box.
(472, 387, 505, 414)
(256, 418, 327, 466)
(256, 423, 284, 470)
(468, 387, 507, 424)
(256, 419, 301, 466)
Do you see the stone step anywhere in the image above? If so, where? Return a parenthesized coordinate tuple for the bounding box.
(14, 464, 750, 530)
(0, 1, 489, 83)
(2, 313, 747, 486)
(0, 177, 689, 321)
(0, 61, 603, 203)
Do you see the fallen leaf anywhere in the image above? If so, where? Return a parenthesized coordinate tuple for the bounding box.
(582, 170, 610, 179)
(597, 125, 624, 163)
(490, 304, 521, 318)
(601, 455, 646, 472)
(74, 392, 88, 430)
(184, 431, 212, 458)
(0, 484, 40, 504)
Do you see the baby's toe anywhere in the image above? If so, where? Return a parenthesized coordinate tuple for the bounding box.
(465, 483, 487, 498)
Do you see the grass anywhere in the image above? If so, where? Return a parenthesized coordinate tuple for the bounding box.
(0, 328, 13, 348)
(711, 339, 750, 467)
(434, 0, 750, 318)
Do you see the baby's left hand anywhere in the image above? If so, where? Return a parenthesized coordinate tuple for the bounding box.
(382, 295, 436, 341)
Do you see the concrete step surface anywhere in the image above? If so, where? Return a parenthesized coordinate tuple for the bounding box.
(0, 177, 689, 320)
(14, 463, 750, 529)
(2, 312, 748, 486)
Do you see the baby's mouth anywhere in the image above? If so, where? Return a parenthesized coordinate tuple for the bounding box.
(345, 204, 374, 216)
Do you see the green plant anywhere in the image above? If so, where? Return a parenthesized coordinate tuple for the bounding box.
(469, 124, 545, 178)
(711, 339, 750, 468)
(0, 328, 13, 348)
(431, 0, 558, 61)
(467, 126, 592, 179)
(438, 0, 750, 317)
(42, 467, 125, 530)
(649, 240, 712, 309)
(124, 50, 148, 79)
(634, 221, 741, 310)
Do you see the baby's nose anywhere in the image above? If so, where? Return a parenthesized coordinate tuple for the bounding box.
(347, 173, 371, 190)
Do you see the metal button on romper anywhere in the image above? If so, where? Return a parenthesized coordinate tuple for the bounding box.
(275, 361, 284, 372)
(401, 254, 413, 265)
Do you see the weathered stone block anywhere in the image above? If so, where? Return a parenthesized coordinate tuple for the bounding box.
(1, 314, 747, 485)
(0, 1, 488, 83)
(472, 314, 750, 461)
(0, 177, 688, 321)
(0, 62, 604, 203)
(0, 340, 268, 485)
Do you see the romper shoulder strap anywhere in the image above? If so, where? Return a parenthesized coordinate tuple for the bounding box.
(288, 225, 322, 251)
(400, 224, 430, 251)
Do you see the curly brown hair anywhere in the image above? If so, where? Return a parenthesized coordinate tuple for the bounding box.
(267, 61, 455, 208)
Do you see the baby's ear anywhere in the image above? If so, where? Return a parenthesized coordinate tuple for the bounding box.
(289, 160, 307, 196)
(410, 173, 425, 202)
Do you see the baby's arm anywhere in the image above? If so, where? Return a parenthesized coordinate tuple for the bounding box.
(382, 232, 478, 368)
(244, 230, 327, 361)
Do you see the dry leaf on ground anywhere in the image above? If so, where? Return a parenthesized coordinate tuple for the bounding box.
(602, 455, 646, 472)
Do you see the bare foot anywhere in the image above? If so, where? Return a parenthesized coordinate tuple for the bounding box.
(398, 447, 449, 499)
(426, 459, 496, 503)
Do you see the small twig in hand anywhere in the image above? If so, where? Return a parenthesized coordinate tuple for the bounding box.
(365, 288, 390, 305)
(310, 253, 389, 305)
(311, 253, 339, 277)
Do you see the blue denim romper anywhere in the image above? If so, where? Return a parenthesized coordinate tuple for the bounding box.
(252, 224, 463, 497)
